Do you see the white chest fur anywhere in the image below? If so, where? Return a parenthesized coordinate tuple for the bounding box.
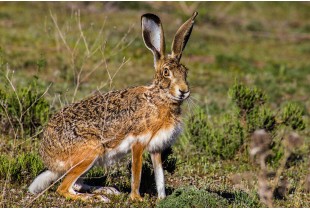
(147, 123, 182, 153)
(99, 133, 151, 166)
(97, 123, 182, 166)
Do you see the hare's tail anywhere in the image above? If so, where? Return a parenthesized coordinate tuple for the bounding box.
(28, 170, 60, 194)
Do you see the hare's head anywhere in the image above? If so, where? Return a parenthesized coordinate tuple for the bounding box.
(142, 12, 198, 102)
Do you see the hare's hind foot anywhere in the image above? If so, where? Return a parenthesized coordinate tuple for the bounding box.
(73, 179, 120, 195)
(92, 186, 120, 195)
(58, 190, 110, 203)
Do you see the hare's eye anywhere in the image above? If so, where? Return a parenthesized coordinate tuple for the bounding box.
(163, 68, 170, 77)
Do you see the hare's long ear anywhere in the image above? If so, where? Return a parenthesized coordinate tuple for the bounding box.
(171, 12, 198, 62)
(141, 13, 165, 68)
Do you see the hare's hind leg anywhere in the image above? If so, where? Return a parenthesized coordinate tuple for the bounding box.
(73, 157, 120, 195)
(56, 145, 109, 202)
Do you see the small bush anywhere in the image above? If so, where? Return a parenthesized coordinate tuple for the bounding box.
(0, 152, 44, 183)
(156, 186, 261, 208)
(246, 106, 276, 133)
(156, 187, 229, 208)
(231, 191, 261, 207)
(229, 82, 266, 117)
(279, 103, 305, 130)
(182, 82, 305, 163)
(184, 108, 244, 160)
(0, 75, 50, 138)
(230, 83, 305, 164)
(229, 82, 305, 134)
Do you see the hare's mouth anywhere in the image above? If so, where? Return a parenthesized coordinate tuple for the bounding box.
(169, 92, 190, 102)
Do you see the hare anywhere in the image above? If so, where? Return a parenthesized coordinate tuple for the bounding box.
(28, 12, 198, 202)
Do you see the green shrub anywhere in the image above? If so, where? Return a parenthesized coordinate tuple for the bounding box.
(156, 187, 229, 208)
(182, 82, 305, 162)
(0, 75, 50, 138)
(229, 82, 266, 118)
(156, 187, 261, 208)
(230, 82, 305, 162)
(279, 102, 305, 130)
(0, 152, 44, 183)
(246, 106, 276, 133)
(229, 82, 305, 133)
(230, 191, 261, 207)
(184, 108, 244, 160)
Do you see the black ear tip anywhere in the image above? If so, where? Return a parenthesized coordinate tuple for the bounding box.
(141, 13, 161, 25)
(192, 11, 198, 20)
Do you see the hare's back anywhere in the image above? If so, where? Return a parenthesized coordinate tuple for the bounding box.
(40, 87, 154, 153)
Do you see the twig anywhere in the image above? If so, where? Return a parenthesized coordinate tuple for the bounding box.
(5, 69, 24, 137)
(77, 10, 90, 56)
(271, 149, 290, 194)
(49, 10, 72, 53)
(22, 83, 52, 117)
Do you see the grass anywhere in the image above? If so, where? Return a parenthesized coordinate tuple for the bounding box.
(0, 2, 309, 208)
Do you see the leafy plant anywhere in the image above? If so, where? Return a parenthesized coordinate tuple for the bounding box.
(0, 74, 50, 138)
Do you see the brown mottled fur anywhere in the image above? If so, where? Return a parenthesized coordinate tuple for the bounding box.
(40, 82, 183, 172)
(31, 12, 198, 202)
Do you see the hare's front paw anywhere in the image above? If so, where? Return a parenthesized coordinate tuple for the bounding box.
(130, 192, 143, 201)
(157, 194, 166, 200)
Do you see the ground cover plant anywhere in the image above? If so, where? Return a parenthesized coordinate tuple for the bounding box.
(0, 2, 309, 207)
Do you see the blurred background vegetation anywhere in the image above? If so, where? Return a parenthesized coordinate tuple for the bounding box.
(0, 2, 309, 207)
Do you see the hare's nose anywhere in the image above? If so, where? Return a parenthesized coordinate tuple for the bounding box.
(178, 89, 190, 99)
(179, 89, 189, 95)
